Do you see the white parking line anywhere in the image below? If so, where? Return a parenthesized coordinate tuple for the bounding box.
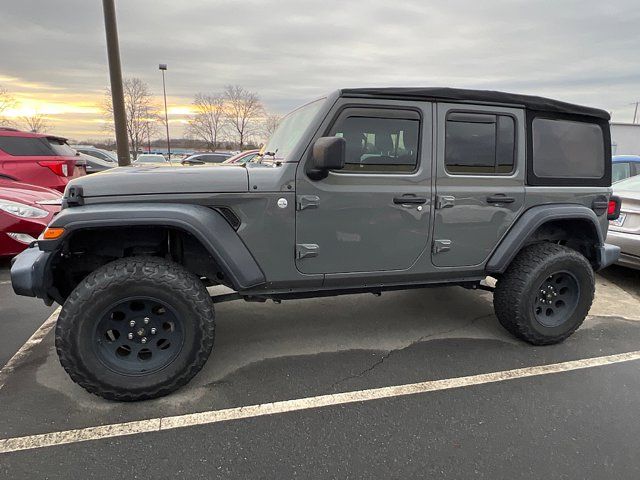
(0, 308, 60, 391)
(1, 349, 639, 454)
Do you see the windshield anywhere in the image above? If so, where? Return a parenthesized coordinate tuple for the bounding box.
(260, 99, 325, 161)
(615, 174, 640, 191)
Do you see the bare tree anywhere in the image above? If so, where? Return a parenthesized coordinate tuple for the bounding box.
(224, 85, 264, 149)
(103, 78, 159, 159)
(22, 112, 49, 133)
(0, 85, 17, 127)
(186, 93, 226, 150)
(263, 113, 281, 139)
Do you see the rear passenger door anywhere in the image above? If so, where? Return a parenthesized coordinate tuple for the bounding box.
(432, 103, 526, 267)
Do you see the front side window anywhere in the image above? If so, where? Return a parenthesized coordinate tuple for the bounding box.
(329, 113, 420, 173)
(445, 112, 516, 175)
(201, 154, 227, 163)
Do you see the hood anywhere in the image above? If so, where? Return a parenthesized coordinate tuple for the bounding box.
(66, 164, 249, 198)
(0, 179, 62, 205)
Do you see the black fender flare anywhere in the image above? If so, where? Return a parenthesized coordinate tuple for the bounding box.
(42, 203, 265, 290)
(486, 204, 605, 274)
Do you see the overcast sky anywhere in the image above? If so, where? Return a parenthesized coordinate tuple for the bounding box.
(1, 0, 639, 139)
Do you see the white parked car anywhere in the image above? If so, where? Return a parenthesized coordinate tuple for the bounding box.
(133, 154, 169, 165)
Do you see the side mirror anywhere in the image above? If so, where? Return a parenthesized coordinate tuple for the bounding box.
(309, 136, 345, 180)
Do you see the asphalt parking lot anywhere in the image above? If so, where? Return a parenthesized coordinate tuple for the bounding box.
(1, 261, 640, 479)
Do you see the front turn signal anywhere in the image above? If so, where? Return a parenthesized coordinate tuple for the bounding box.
(42, 227, 65, 240)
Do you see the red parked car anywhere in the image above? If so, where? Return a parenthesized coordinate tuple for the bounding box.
(0, 179, 61, 257)
(0, 128, 86, 193)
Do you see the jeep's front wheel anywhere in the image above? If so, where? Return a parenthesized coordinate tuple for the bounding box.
(493, 243, 595, 345)
(55, 257, 215, 401)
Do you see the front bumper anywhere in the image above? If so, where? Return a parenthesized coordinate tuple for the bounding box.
(10, 245, 54, 305)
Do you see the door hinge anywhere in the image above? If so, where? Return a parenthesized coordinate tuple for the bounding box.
(296, 243, 319, 259)
(435, 195, 455, 209)
(296, 195, 320, 211)
(432, 239, 452, 254)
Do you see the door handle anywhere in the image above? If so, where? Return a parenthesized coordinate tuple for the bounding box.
(486, 195, 515, 204)
(393, 196, 427, 205)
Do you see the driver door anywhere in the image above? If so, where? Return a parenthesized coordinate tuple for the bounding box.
(295, 101, 432, 275)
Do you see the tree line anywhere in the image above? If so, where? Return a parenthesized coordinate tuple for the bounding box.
(0, 81, 282, 155)
(103, 78, 281, 156)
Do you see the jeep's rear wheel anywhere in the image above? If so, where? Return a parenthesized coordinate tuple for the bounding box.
(493, 243, 594, 345)
(55, 257, 215, 401)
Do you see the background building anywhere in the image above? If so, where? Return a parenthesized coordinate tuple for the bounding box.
(611, 123, 640, 155)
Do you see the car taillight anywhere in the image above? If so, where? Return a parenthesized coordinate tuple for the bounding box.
(38, 161, 69, 177)
(607, 196, 621, 221)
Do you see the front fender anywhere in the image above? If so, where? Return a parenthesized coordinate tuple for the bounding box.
(41, 203, 265, 290)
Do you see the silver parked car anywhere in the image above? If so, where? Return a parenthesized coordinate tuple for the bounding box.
(608, 174, 640, 269)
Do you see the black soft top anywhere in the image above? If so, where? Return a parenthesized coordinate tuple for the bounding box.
(341, 87, 609, 121)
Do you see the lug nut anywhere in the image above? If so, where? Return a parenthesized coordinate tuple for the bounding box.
(129, 320, 135, 327)
(144, 317, 150, 324)
(150, 327, 157, 335)
(141, 337, 147, 344)
(127, 333, 133, 340)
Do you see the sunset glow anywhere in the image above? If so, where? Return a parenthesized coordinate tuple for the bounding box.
(0, 75, 194, 139)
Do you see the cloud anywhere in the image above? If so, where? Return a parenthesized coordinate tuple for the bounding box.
(1, 0, 639, 138)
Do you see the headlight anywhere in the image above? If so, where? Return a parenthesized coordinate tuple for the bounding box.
(0, 200, 49, 219)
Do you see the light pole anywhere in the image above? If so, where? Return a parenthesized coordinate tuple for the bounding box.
(102, 0, 130, 166)
(159, 64, 171, 160)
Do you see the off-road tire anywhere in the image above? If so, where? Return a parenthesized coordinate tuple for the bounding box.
(55, 256, 215, 401)
(494, 243, 594, 345)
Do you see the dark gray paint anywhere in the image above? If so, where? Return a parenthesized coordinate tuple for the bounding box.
(295, 98, 433, 274)
(486, 203, 607, 273)
(71, 164, 249, 197)
(432, 103, 526, 267)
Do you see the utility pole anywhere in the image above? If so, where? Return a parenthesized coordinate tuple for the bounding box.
(159, 64, 171, 160)
(102, 0, 130, 166)
(633, 101, 639, 124)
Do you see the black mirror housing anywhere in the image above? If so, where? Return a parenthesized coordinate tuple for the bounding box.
(309, 137, 345, 179)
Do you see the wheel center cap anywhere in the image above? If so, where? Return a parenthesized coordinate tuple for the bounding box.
(137, 328, 146, 337)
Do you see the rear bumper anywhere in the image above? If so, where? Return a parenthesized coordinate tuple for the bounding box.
(10, 245, 54, 304)
(595, 243, 621, 271)
(607, 230, 640, 257)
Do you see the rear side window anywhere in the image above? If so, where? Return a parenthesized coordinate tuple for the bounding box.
(445, 112, 515, 175)
(0, 136, 56, 156)
(202, 154, 228, 163)
(329, 111, 420, 173)
(532, 118, 604, 179)
(47, 138, 76, 156)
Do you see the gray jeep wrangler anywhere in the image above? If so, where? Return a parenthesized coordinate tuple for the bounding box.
(11, 88, 621, 401)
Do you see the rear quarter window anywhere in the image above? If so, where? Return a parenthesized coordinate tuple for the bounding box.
(0, 136, 56, 156)
(529, 116, 609, 186)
